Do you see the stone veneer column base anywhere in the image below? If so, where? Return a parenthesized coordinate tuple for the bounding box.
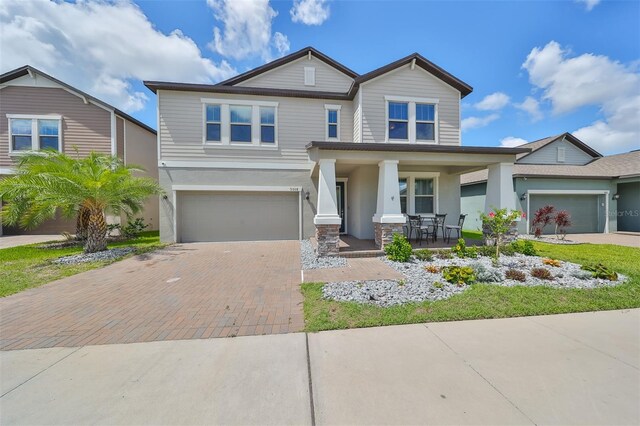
(316, 224, 340, 257)
(374, 222, 404, 249)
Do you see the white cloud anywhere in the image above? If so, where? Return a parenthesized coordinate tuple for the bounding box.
(273, 32, 290, 57)
(475, 92, 510, 111)
(461, 114, 500, 131)
(208, 0, 288, 61)
(0, 0, 235, 113)
(576, 0, 601, 11)
(522, 41, 640, 153)
(500, 136, 528, 147)
(515, 96, 543, 122)
(290, 0, 330, 25)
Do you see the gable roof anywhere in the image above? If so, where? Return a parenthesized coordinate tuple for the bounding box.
(145, 47, 473, 99)
(516, 132, 602, 161)
(461, 149, 639, 185)
(217, 46, 359, 87)
(0, 65, 156, 135)
(349, 52, 473, 98)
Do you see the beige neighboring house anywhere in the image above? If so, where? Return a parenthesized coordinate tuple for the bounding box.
(145, 46, 530, 255)
(0, 65, 159, 236)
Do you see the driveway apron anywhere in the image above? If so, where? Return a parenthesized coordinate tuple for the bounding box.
(0, 241, 303, 350)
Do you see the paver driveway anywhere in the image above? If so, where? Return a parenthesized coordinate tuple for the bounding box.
(0, 241, 303, 350)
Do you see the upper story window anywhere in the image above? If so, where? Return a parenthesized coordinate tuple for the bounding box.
(201, 99, 278, 148)
(385, 96, 439, 144)
(8, 115, 62, 153)
(324, 104, 341, 141)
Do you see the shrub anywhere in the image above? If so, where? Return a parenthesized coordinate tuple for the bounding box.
(499, 243, 517, 256)
(470, 262, 504, 283)
(424, 265, 440, 273)
(442, 266, 476, 286)
(542, 258, 562, 267)
(511, 240, 537, 256)
(505, 269, 526, 282)
(414, 249, 433, 261)
(571, 270, 593, 280)
(123, 218, 149, 238)
(581, 263, 618, 281)
(434, 249, 453, 260)
(480, 207, 525, 258)
(476, 245, 496, 258)
(531, 267, 553, 280)
(433, 281, 444, 289)
(531, 205, 572, 239)
(466, 246, 478, 259)
(385, 233, 413, 262)
(452, 239, 478, 258)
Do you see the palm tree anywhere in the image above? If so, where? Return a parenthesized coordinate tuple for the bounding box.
(0, 151, 162, 253)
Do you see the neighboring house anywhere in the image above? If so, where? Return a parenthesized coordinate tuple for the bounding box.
(145, 46, 528, 255)
(0, 66, 159, 235)
(461, 133, 640, 234)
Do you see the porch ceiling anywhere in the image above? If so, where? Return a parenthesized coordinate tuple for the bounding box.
(307, 142, 530, 176)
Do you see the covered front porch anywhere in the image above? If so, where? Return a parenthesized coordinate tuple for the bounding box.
(307, 142, 529, 256)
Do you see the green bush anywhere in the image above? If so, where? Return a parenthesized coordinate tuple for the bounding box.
(433, 281, 444, 289)
(511, 240, 537, 256)
(452, 239, 478, 259)
(470, 262, 504, 283)
(476, 245, 496, 258)
(434, 249, 453, 260)
(442, 266, 476, 286)
(505, 269, 526, 282)
(385, 233, 413, 262)
(581, 263, 619, 281)
(414, 249, 433, 261)
(123, 218, 149, 238)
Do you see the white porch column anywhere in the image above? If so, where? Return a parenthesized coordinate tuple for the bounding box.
(485, 162, 516, 212)
(314, 159, 341, 256)
(314, 159, 341, 225)
(372, 160, 406, 248)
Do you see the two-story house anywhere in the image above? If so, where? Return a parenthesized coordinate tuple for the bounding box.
(461, 133, 640, 234)
(145, 47, 528, 255)
(0, 66, 159, 236)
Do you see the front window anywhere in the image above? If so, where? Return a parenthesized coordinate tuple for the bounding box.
(388, 102, 408, 140)
(260, 106, 275, 144)
(416, 104, 435, 141)
(205, 105, 221, 142)
(9, 117, 61, 152)
(414, 178, 434, 214)
(11, 119, 33, 151)
(399, 178, 408, 214)
(230, 105, 252, 143)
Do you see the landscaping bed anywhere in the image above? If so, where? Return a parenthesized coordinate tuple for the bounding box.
(300, 239, 346, 270)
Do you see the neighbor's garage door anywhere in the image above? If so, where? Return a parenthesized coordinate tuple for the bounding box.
(178, 191, 299, 242)
(530, 194, 605, 234)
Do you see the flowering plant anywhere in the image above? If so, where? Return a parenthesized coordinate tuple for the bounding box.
(480, 207, 523, 259)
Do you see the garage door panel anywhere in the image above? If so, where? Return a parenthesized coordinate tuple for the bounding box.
(530, 194, 604, 234)
(178, 191, 299, 242)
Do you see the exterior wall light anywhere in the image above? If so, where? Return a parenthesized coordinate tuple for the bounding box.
(519, 193, 527, 201)
(613, 193, 620, 200)
(305, 191, 310, 200)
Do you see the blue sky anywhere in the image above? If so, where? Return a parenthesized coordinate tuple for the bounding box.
(1, 0, 639, 154)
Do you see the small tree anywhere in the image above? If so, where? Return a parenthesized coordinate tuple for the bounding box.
(531, 205, 572, 239)
(0, 151, 162, 253)
(480, 207, 523, 259)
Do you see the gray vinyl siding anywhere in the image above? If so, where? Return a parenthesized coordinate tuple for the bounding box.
(353, 89, 361, 143)
(616, 181, 640, 232)
(0, 86, 112, 167)
(158, 90, 354, 163)
(360, 65, 461, 145)
(235, 56, 354, 93)
(519, 138, 595, 165)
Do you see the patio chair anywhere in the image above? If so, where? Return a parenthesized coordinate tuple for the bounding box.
(406, 215, 422, 242)
(417, 216, 436, 245)
(434, 213, 447, 241)
(445, 214, 467, 243)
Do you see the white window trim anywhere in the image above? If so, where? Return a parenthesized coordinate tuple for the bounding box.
(201, 98, 279, 148)
(398, 172, 440, 216)
(259, 105, 277, 145)
(384, 96, 439, 144)
(6, 114, 63, 154)
(324, 104, 341, 141)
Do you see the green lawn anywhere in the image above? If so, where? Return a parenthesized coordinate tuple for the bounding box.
(462, 230, 483, 240)
(302, 241, 640, 332)
(0, 231, 164, 297)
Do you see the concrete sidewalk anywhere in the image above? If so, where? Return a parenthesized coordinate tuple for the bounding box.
(2, 309, 638, 425)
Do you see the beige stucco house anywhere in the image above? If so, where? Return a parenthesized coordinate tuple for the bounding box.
(0, 66, 159, 235)
(145, 47, 528, 255)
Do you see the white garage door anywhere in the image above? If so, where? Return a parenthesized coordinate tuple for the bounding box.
(178, 191, 299, 242)
(529, 194, 605, 234)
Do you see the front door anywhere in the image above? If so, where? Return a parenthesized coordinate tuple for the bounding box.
(336, 181, 346, 233)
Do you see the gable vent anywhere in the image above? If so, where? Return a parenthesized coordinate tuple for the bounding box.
(304, 67, 316, 86)
(557, 146, 566, 163)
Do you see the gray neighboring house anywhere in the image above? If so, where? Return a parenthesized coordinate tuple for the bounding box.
(145, 46, 530, 255)
(0, 66, 159, 235)
(461, 133, 640, 235)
